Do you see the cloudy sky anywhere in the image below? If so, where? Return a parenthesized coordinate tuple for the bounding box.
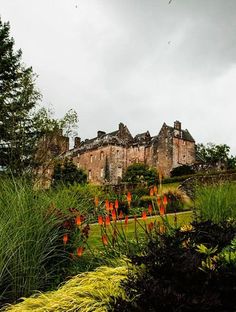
(1, 0, 236, 154)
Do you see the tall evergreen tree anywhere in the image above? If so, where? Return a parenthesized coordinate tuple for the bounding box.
(0, 18, 41, 175)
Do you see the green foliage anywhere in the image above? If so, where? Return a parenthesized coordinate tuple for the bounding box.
(196, 142, 236, 169)
(113, 220, 236, 312)
(4, 265, 128, 312)
(170, 164, 195, 177)
(195, 182, 236, 223)
(122, 163, 159, 186)
(52, 159, 87, 187)
(0, 178, 72, 305)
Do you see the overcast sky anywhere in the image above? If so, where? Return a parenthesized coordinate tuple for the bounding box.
(1, 0, 236, 154)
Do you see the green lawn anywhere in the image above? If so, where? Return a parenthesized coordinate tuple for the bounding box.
(87, 211, 193, 250)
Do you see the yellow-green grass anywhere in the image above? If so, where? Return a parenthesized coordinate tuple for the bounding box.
(2, 265, 128, 312)
(87, 211, 193, 249)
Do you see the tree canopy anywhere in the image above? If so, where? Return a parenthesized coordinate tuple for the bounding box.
(122, 163, 159, 186)
(196, 143, 236, 170)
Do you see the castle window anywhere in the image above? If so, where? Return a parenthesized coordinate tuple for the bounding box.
(88, 170, 92, 180)
(100, 168, 104, 178)
(100, 151, 104, 160)
(90, 155, 93, 163)
(117, 167, 122, 178)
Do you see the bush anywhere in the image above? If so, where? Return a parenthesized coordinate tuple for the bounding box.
(113, 220, 236, 312)
(122, 163, 159, 186)
(170, 165, 195, 177)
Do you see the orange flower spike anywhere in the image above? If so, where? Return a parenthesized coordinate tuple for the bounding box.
(163, 195, 168, 206)
(105, 215, 110, 226)
(148, 222, 154, 232)
(105, 199, 109, 211)
(142, 211, 147, 221)
(149, 188, 154, 197)
(102, 234, 108, 246)
(157, 196, 161, 207)
(94, 196, 99, 207)
(127, 192, 132, 203)
(76, 246, 84, 257)
(75, 215, 82, 226)
(111, 209, 117, 221)
(125, 215, 129, 225)
(63, 233, 68, 245)
(115, 199, 119, 209)
(119, 210, 124, 219)
(153, 185, 158, 195)
(148, 204, 153, 215)
(109, 202, 114, 211)
(160, 204, 165, 216)
(98, 215, 103, 225)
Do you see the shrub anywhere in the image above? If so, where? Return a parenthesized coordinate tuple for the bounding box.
(170, 165, 195, 177)
(113, 220, 236, 312)
(122, 163, 159, 186)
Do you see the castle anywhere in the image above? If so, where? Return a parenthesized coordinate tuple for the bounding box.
(60, 120, 196, 185)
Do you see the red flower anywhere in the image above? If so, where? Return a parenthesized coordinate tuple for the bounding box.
(148, 204, 153, 215)
(75, 215, 81, 226)
(77, 246, 84, 257)
(109, 202, 114, 211)
(102, 234, 108, 245)
(142, 211, 147, 220)
(149, 188, 154, 196)
(127, 192, 132, 203)
(94, 196, 99, 207)
(163, 195, 168, 206)
(160, 204, 165, 216)
(63, 233, 68, 245)
(112, 209, 117, 221)
(105, 215, 110, 225)
(115, 199, 119, 209)
(125, 215, 129, 225)
(105, 199, 109, 211)
(119, 210, 124, 219)
(148, 222, 154, 232)
(98, 215, 103, 225)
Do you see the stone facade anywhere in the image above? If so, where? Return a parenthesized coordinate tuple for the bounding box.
(65, 121, 196, 184)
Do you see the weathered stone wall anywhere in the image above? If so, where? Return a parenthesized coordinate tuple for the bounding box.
(172, 137, 195, 169)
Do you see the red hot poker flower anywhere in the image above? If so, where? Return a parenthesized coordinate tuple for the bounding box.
(160, 204, 165, 216)
(75, 215, 82, 226)
(109, 202, 114, 211)
(153, 185, 158, 195)
(127, 192, 132, 203)
(105, 199, 109, 211)
(98, 215, 103, 225)
(77, 246, 84, 257)
(150, 188, 154, 196)
(105, 215, 110, 226)
(119, 210, 124, 219)
(157, 197, 161, 207)
(163, 195, 168, 206)
(63, 233, 68, 245)
(125, 215, 129, 225)
(115, 199, 119, 209)
(102, 234, 108, 245)
(142, 211, 147, 220)
(112, 209, 117, 221)
(148, 204, 153, 215)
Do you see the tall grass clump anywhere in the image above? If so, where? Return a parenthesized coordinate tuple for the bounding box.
(0, 179, 70, 305)
(195, 182, 236, 223)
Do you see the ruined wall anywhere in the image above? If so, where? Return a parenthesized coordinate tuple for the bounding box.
(172, 137, 195, 168)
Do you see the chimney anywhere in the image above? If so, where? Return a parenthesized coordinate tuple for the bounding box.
(74, 137, 81, 148)
(174, 121, 181, 131)
(97, 131, 106, 138)
(119, 122, 125, 131)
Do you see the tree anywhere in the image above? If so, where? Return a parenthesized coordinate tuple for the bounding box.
(196, 143, 236, 170)
(52, 158, 87, 187)
(0, 18, 41, 175)
(122, 163, 159, 186)
(170, 164, 195, 177)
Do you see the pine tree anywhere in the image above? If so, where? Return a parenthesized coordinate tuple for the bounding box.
(0, 18, 41, 175)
